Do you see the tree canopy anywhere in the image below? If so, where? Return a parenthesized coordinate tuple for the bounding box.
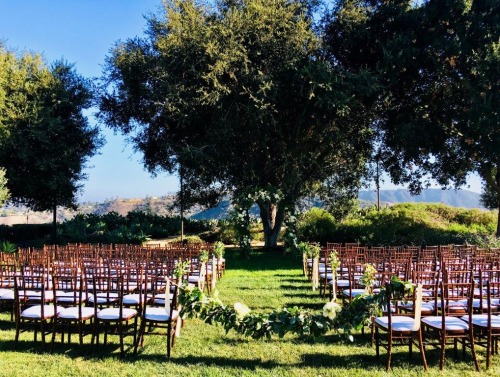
(0, 47, 102, 240)
(99, 0, 377, 247)
(325, 0, 500, 235)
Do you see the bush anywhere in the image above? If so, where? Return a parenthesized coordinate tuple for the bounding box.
(170, 235, 204, 244)
(296, 203, 497, 246)
(297, 208, 337, 244)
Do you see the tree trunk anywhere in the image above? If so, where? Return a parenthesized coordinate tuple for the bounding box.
(52, 204, 57, 245)
(257, 202, 285, 249)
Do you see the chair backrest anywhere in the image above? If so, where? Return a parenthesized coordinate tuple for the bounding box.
(439, 280, 473, 318)
(384, 282, 423, 331)
(412, 283, 424, 331)
(0, 263, 17, 289)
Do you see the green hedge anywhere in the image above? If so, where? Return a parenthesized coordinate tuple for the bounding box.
(297, 203, 497, 246)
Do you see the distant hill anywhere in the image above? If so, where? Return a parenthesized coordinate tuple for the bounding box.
(358, 189, 484, 209)
(0, 189, 485, 224)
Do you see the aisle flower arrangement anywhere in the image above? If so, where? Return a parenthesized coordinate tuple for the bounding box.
(177, 272, 413, 341)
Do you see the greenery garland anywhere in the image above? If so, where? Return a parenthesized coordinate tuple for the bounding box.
(178, 276, 413, 341)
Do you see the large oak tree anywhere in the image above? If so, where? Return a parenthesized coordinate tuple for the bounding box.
(99, 0, 376, 247)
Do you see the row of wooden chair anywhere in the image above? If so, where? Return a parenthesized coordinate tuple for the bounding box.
(1, 243, 225, 357)
(374, 268, 500, 371)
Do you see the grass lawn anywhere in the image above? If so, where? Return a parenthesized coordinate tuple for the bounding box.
(0, 248, 498, 376)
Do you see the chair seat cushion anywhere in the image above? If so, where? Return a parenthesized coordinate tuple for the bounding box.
(342, 288, 366, 298)
(144, 307, 179, 322)
(87, 293, 119, 304)
(461, 314, 500, 328)
(0, 289, 14, 300)
(19, 290, 54, 301)
(153, 293, 174, 305)
(122, 294, 141, 305)
(330, 279, 350, 287)
(436, 300, 467, 311)
(21, 305, 59, 319)
(375, 316, 416, 332)
(97, 307, 137, 321)
(58, 306, 96, 320)
(55, 291, 82, 304)
(422, 316, 469, 331)
(188, 276, 202, 283)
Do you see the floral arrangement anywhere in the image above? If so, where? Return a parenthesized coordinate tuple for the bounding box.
(178, 275, 412, 341)
(329, 249, 340, 276)
(298, 242, 321, 258)
(213, 241, 225, 259)
(199, 249, 210, 264)
(360, 263, 377, 294)
(174, 259, 190, 280)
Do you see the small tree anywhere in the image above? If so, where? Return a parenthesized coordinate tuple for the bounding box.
(0, 49, 102, 242)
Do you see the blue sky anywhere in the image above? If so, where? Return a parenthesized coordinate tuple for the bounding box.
(0, 1, 483, 203)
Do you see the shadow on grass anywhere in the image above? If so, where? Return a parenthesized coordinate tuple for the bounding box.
(279, 285, 311, 291)
(284, 302, 324, 310)
(0, 318, 16, 331)
(4, 338, 463, 372)
(1, 338, 129, 360)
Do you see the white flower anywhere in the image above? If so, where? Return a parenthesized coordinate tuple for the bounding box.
(322, 301, 341, 320)
(234, 302, 251, 319)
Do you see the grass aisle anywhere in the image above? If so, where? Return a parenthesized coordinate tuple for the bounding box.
(0, 249, 498, 376)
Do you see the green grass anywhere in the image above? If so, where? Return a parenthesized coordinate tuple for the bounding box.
(1, 249, 499, 376)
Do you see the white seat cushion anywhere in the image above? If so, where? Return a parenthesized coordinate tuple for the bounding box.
(342, 288, 365, 298)
(330, 279, 350, 287)
(122, 294, 141, 305)
(375, 316, 416, 332)
(422, 316, 469, 331)
(461, 314, 500, 328)
(153, 293, 174, 305)
(58, 306, 96, 320)
(0, 289, 14, 300)
(19, 290, 54, 301)
(87, 292, 119, 304)
(21, 305, 59, 319)
(97, 307, 137, 320)
(436, 300, 467, 310)
(144, 307, 179, 322)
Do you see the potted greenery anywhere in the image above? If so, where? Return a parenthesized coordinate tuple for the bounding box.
(0, 240, 17, 253)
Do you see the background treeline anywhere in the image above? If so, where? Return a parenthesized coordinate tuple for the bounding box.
(1, 203, 498, 248)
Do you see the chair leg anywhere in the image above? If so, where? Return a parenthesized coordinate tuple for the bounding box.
(409, 336, 413, 359)
(386, 333, 392, 371)
(440, 334, 446, 370)
(470, 334, 480, 372)
(134, 320, 146, 355)
(487, 332, 492, 369)
(41, 320, 46, 351)
(167, 321, 172, 358)
(118, 321, 124, 358)
(418, 329, 428, 371)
